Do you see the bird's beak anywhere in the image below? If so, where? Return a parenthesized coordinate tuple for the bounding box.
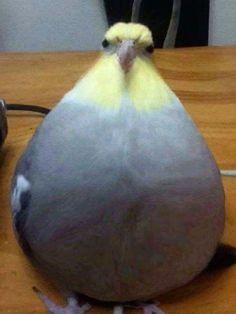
(117, 40, 137, 73)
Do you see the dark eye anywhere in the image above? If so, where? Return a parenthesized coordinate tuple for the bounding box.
(146, 45, 154, 54)
(102, 39, 110, 48)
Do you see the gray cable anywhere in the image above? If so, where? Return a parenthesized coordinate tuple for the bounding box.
(131, 0, 142, 23)
(163, 0, 182, 48)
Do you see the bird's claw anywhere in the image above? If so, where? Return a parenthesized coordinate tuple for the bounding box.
(143, 304, 165, 314)
(33, 287, 91, 314)
(125, 302, 165, 314)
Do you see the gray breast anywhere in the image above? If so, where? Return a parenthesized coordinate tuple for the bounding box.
(12, 96, 225, 302)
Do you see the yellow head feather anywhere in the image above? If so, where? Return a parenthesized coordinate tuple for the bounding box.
(71, 23, 173, 111)
(105, 23, 153, 47)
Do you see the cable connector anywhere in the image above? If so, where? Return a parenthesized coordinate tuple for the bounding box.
(0, 99, 8, 148)
(0, 99, 50, 148)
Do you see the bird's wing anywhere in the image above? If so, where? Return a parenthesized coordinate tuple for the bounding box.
(11, 126, 40, 256)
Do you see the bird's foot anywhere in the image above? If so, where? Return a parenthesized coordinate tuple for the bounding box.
(125, 302, 165, 314)
(142, 304, 165, 314)
(33, 287, 91, 314)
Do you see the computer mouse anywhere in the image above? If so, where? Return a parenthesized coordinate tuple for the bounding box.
(0, 99, 8, 148)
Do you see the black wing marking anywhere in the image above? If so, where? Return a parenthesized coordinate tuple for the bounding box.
(14, 204, 33, 257)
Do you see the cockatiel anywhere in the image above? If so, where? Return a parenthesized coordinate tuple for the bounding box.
(11, 21, 225, 314)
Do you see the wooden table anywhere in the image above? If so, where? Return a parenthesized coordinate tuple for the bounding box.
(0, 47, 236, 314)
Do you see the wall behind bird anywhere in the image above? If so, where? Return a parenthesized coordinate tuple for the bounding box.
(0, 0, 235, 52)
(0, 0, 108, 52)
(209, 0, 236, 45)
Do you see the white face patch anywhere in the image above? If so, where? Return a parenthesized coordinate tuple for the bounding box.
(11, 175, 31, 216)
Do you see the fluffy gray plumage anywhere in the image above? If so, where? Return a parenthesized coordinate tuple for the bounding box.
(11, 94, 224, 302)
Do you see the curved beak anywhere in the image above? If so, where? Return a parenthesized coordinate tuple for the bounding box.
(117, 40, 137, 73)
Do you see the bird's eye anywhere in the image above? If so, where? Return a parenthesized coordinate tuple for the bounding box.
(146, 45, 154, 54)
(102, 39, 110, 48)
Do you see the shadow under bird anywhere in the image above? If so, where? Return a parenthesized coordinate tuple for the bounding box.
(10, 1, 232, 314)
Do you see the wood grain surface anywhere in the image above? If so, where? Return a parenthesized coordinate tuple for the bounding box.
(0, 47, 236, 314)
